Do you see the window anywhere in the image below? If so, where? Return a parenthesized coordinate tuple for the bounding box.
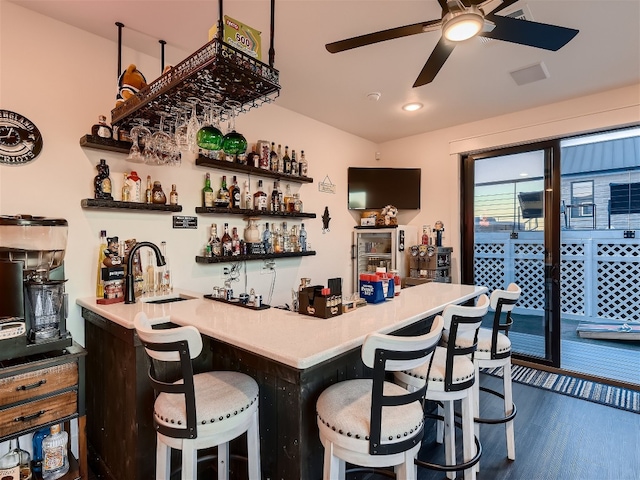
(570, 180, 594, 217)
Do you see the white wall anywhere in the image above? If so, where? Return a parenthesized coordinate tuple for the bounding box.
(0, 1, 376, 345)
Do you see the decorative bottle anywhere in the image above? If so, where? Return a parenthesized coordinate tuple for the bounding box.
(208, 224, 222, 257)
(291, 149, 299, 176)
(282, 146, 291, 174)
(243, 180, 252, 210)
(127, 171, 142, 202)
(169, 184, 179, 206)
(0, 440, 20, 480)
(269, 142, 279, 172)
(231, 227, 241, 256)
(145, 250, 156, 295)
(229, 176, 240, 209)
(91, 115, 113, 139)
(203, 173, 214, 207)
(160, 241, 172, 294)
(276, 144, 283, 173)
(221, 223, 233, 256)
(94, 159, 113, 200)
(253, 180, 268, 211)
(42, 424, 69, 480)
(262, 222, 272, 254)
(152, 181, 166, 204)
(299, 150, 308, 177)
(299, 223, 308, 252)
(145, 175, 153, 204)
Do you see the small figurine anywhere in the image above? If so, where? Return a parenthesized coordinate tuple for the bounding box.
(434, 221, 445, 247)
(322, 206, 331, 233)
(102, 236, 121, 267)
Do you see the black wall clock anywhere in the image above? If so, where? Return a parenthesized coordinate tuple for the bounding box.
(0, 110, 43, 165)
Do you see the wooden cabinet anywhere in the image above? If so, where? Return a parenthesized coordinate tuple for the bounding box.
(0, 343, 87, 480)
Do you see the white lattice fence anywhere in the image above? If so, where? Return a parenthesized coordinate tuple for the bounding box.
(597, 243, 640, 321)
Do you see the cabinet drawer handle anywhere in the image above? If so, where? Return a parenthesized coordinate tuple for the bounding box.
(14, 410, 46, 422)
(16, 379, 47, 391)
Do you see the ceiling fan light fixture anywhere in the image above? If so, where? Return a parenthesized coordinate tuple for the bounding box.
(402, 102, 423, 112)
(442, 6, 484, 42)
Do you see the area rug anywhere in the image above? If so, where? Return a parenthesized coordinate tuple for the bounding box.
(481, 364, 640, 414)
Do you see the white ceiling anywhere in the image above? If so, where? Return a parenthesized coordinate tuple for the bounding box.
(8, 0, 640, 143)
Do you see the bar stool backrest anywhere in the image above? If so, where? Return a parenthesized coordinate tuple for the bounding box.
(133, 312, 201, 440)
(441, 294, 490, 392)
(360, 315, 444, 456)
(489, 283, 521, 359)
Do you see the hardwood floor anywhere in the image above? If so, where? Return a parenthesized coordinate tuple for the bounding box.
(88, 373, 639, 479)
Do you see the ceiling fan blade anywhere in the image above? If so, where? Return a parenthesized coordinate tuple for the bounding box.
(326, 19, 442, 53)
(481, 14, 578, 51)
(413, 37, 456, 87)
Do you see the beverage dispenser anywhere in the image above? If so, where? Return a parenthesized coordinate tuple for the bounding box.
(0, 215, 72, 361)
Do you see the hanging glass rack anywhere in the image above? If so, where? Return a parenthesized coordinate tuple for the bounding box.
(111, 0, 280, 131)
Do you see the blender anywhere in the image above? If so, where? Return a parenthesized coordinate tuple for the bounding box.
(0, 215, 72, 361)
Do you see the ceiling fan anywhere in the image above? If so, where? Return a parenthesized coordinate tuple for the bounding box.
(325, 0, 579, 87)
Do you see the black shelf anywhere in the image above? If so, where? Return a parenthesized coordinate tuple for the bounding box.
(195, 206, 315, 218)
(196, 157, 313, 184)
(203, 294, 270, 310)
(81, 199, 182, 212)
(79, 134, 132, 154)
(196, 250, 316, 264)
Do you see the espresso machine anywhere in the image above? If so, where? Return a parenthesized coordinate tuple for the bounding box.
(0, 215, 72, 361)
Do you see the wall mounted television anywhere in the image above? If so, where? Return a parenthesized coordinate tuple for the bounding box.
(348, 167, 421, 210)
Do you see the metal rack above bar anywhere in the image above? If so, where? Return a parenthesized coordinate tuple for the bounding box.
(111, 38, 280, 130)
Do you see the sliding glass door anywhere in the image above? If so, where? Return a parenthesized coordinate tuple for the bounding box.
(462, 141, 561, 367)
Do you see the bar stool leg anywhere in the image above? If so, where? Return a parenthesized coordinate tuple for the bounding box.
(503, 362, 515, 460)
(323, 442, 342, 480)
(247, 410, 262, 480)
(462, 391, 477, 480)
(217, 442, 229, 480)
(444, 401, 456, 480)
(156, 438, 171, 480)
(436, 404, 444, 444)
(181, 443, 197, 480)
(473, 362, 481, 473)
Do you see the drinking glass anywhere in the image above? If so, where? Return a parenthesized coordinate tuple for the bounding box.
(197, 103, 223, 157)
(185, 97, 201, 154)
(222, 100, 247, 157)
(126, 119, 150, 164)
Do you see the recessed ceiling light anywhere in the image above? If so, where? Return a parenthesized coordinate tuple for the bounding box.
(402, 102, 423, 112)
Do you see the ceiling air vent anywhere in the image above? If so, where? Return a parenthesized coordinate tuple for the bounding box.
(480, 3, 533, 45)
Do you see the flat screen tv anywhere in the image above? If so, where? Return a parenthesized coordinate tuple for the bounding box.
(348, 167, 421, 210)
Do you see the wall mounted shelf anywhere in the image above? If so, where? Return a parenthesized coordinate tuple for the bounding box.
(195, 206, 315, 219)
(196, 157, 313, 184)
(196, 250, 316, 264)
(79, 134, 132, 154)
(81, 199, 182, 212)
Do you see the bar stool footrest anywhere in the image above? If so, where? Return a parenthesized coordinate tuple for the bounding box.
(475, 385, 517, 425)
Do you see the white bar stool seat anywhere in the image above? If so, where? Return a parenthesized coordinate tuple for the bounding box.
(134, 312, 261, 480)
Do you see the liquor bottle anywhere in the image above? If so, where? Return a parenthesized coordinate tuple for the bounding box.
(169, 184, 179, 205)
(282, 146, 291, 174)
(272, 226, 282, 253)
(127, 171, 142, 202)
(299, 223, 308, 252)
(284, 184, 294, 212)
(277, 144, 283, 173)
(96, 230, 107, 298)
(42, 424, 69, 479)
(145, 250, 156, 295)
(94, 159, 113, 200)
(152, 181, 166, 204)
(208, 224, 222, 257)
(247, 145, 258, 168)
(121, 172, 131, 201)
(145, 175, 153, 204)
(253, 180, 268, 211)
(270, 181, 281, 212)
(262, 222, 272, 254)
(160, 241, 172, 294)
(290, 225, 299, 252)
(421, 225, 431, 245)
(282, 222, 291, 252)
(217, 175, 230, 207)
(32, 426, 50, 474)
(231, 227, 240, 256)
(293, 193, 302, 213)
(299, 150, 308, 177)
(269, 142, 279, 172)
(229, 176, 240, 209)
(291, 149, 299, 176)
(91, 115, 113, 139)
(203, 173, 214, 207)
(221, 223, 233, 256)
(0, 440, 20, 480)
(243, 180, 252, 210)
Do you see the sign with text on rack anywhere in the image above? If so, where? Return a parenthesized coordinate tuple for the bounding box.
(318, 175, 336, 194)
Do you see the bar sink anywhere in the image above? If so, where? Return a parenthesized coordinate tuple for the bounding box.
(139, 293, 198, 304)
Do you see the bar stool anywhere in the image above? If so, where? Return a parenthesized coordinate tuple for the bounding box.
(472, 283, 521, 466)
(315, 316, 444, 480)
(395, 294, 490, 480)
(133, 312, 261, 480)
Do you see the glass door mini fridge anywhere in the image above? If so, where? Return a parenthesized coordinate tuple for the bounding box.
(352, 226, 417, 291)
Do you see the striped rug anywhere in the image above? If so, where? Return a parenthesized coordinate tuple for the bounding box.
(481, 364, 640, 414)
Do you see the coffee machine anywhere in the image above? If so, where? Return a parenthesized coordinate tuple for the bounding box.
(0, 215, 72, 361)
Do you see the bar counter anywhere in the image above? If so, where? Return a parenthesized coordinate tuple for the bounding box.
(77, 282, 487, 479)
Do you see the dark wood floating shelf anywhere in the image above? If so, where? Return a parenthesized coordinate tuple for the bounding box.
(196, 157, 313, 184)
(79, 134, 132, 154)
(195, 250, 316, 264)
(195, 206, 315, 219)
(81, 199, 182, 212)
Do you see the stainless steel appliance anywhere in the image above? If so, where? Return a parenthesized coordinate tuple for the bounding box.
(0, 215, 72, 361)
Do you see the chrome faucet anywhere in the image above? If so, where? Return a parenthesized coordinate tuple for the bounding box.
(124, 241, 166, 304)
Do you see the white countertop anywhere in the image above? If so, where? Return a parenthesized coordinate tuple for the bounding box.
(77, 283, 487, 370)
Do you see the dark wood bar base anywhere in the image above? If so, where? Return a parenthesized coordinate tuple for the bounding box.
(81, 307, 432, 479)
